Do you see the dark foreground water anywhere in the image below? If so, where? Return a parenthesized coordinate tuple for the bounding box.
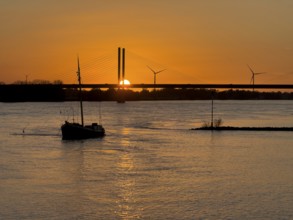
(0, 100, 292, 219)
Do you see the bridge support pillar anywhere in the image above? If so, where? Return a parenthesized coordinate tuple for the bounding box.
(117, 47, 126, 103)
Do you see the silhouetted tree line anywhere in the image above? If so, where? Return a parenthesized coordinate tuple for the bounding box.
(11, 80, 63, 85)
(1, 85, 293, 102)
(0, 85, 65, 102)
(61, 88, 293, 101)
(0, 80, 63, 101)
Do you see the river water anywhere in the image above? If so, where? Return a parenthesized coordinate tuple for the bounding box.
(0, 100, 292, 219)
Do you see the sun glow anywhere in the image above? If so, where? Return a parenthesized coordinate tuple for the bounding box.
(120, 79, 131, 85)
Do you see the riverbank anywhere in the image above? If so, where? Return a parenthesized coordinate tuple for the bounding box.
(192, 126, 293, 131)
(1, 85, 293, 102)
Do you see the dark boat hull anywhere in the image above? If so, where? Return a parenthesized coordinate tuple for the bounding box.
(61, 121, 105, 140)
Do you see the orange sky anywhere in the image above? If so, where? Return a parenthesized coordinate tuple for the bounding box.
(1, 1, 293, 85)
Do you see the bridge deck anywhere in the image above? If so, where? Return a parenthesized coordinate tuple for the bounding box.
(61, 83, 293, 89)
(1, 84, 293, 89)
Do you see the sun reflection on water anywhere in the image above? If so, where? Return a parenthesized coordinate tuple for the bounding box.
(115, 128, 143, 219)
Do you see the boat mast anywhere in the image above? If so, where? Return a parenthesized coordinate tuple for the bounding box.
(77, 56, 84, 126)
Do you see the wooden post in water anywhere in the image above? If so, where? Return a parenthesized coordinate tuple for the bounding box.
(211, 96, 214, 128)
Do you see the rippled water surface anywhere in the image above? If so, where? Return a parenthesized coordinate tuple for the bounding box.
(0, 100, 293, 219)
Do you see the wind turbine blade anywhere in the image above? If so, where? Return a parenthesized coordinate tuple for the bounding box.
(156, 69, 167, 74)
(247, 64, 254, 74)
(147, 65, 155, 73)
(254, 72, 266, 75)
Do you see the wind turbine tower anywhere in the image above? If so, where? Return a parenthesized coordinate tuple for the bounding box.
(147, 66, 166, 89)
(247, 64, 266, 92)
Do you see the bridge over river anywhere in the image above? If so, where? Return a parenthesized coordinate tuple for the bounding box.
(59, 83, 293, 90)
(1, 83, 293, 90)
(0, 83, 293, 90)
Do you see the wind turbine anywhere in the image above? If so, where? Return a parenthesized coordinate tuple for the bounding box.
(247, 64, 266, 92)
(147, 66, 166, 89)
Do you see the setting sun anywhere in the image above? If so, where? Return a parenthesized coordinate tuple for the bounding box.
(119, 79, 131, 85)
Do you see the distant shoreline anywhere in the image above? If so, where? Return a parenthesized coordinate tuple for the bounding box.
(192, 126, 293, 131)
(1, 85, 293, 102)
